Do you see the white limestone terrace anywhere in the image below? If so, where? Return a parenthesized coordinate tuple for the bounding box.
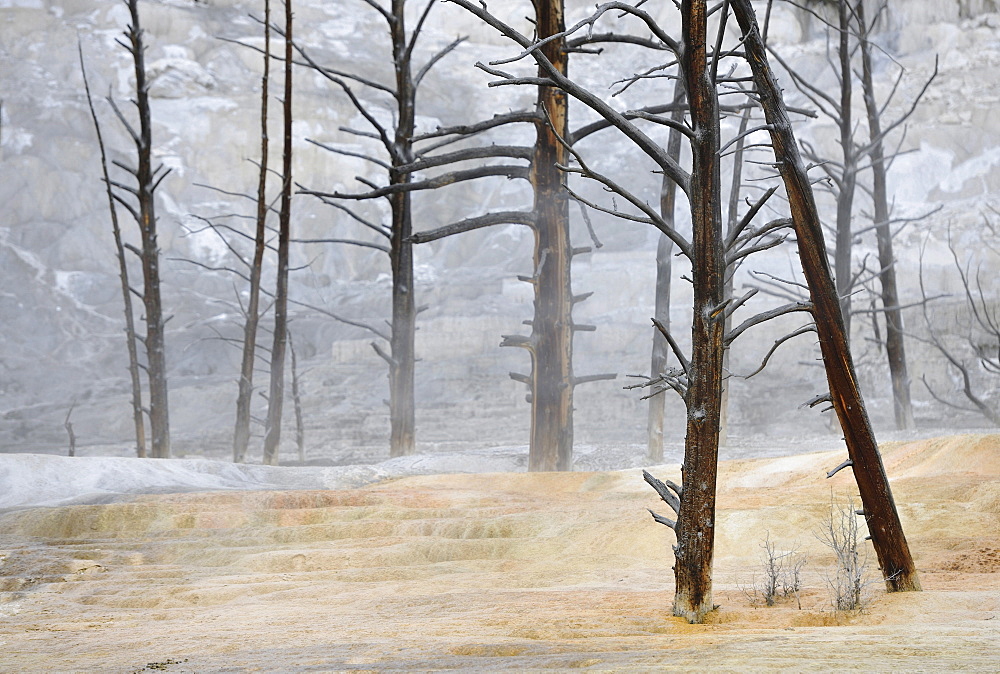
(0, 448, 536, 510)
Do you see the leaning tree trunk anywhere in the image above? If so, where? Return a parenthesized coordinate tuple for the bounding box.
(263, 0, 293, 466)
(673, 0, 726, 623)
(528, 0, 574, 472)
(234, 0, 271, 463)
(858, 0, 915, 430)
(127, 0, 169, 458)
(647, 82, 685, 463)
(387, 0, 417, 458)
(732, 0, 920, 592)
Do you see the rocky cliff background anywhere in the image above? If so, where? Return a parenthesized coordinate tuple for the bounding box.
(1, 0, 999, 462)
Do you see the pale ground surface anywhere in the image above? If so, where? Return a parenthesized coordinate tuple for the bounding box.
(1, 434, 998, 672)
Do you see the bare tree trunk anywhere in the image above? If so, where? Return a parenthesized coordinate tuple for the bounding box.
(833, 1, 857, 337)
(528, 0, 574, 472)
(720, 106, 753, 447)
(126, 0, 170, 459)
(647, 83, 685, 463)
(647, 233, 672, 462)
(388, 194, 417, 458)
(64, 403, 76, 457)
(234, 0, 271, 463)
(388, 0, 416, 458)
(858, 1, 914, 430)
(732, 0, 921, 592)
(673, 0, 725, 623)
(263, 0, 293, 466)
(289, 329, 305, 463)
(295, 1, 476, 461)
(79, 44, 146, 459)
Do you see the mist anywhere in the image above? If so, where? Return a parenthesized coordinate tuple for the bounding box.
(1, 0, 998, 467)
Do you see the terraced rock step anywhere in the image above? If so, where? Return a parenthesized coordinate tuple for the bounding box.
(1, 436, 999, 671)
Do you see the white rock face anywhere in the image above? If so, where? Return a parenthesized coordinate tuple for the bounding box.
(147, 52, 217, 98)
(0, 0, 998, 458)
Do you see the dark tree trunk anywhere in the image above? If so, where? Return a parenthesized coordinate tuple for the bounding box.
(858, 1, 914, 430)
(673, 0, 726, 623)
(528, 0, 574, 472)
(79, 45, 146, 459)
(263, 0, 293, 466)
(234, 0, 271, 463)
(732, 0, 921, 592)
(647, 83, 685, 463)
(127, 0, 169, 459)
(388, 0, 416, 458)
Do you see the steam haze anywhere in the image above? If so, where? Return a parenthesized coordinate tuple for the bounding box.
(1, 0, 998, 466)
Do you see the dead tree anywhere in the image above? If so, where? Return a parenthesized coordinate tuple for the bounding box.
(454, 0, 921, 615)
(262, 0, 294, 466)
(290, 0, 471, 459)
(856, 0, 920, 430)
(768, 1, 863, 337)
(79, 42, 147, 459)
(64, 403, 77, 458)
(448, 0, 796, 622)
(647, 82, 685, 463)
(732, 0, 920, 592)
(107, 0, 171, 458)
(671, 0, 726, 621)
(773, 0, 935, 430)
(232, 0, 273, 464)
(300, 0, 614, 469)
(450, 0, 714, 618)
(916, 227, 1000, 426)
(289, 329, 306, 462)
(523, 0, 575, 472)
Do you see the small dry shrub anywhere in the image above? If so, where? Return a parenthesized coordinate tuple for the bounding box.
(744, 532, 805, 608)
(817, 496, 876, 612)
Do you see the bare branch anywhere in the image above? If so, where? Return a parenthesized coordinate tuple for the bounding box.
(292, 237, 390, 253)
(302, 165, 530, 201)
(306, 138, 391, 170)
(409, 211, 536, 244)
(652, 317, 691, 376)
(394, 145, 532, 173)
(726, 301, 814, 345)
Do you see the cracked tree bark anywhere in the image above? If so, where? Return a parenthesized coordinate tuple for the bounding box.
(671, 0, 726, 623)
